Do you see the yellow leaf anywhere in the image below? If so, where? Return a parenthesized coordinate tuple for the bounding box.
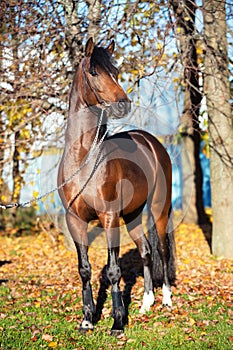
(157, 42, 163, 50)
(48, 342, 57, 348)
(127, 87, 133, 94)
(33, 191, 39, 198)
(189, 318, 196, 326)
(196, 46, 203, 55)
(21, 128, 30, 139)
(130, 69, 138, 75)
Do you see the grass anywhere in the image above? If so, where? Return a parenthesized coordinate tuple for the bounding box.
(0, 283, 232, 349)
(0, 221, 232, 349)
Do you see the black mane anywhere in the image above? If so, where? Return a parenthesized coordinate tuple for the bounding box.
(90, 46, 119, 76)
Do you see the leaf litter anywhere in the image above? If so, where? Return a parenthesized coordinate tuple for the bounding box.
(0, 217, 232, 348)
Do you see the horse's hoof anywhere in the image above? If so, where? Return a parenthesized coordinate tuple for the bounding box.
(110, 329, 124, 336)
(140, 291, 154, 314)
(162, 299, 172, 308)
(79, 320, 94, 333)
(162, 303, 172, 311)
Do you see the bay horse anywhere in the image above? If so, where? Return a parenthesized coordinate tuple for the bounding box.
(58, 38, 176, 334)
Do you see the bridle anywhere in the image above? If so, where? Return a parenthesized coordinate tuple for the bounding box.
(82, 60, 111, 111)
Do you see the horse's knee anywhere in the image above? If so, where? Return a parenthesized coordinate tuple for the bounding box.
(139, 237, 152, 266)
(79, 263, 91, 283)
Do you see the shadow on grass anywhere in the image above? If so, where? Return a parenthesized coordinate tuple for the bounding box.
(0, 260, 11, 267)
(0, 260, 11, 285)
(93, 249, 142, 326)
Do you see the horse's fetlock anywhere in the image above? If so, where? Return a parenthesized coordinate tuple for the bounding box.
(107, 265, 121, 285)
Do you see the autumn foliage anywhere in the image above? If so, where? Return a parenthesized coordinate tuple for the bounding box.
(0, 219, 232, 349)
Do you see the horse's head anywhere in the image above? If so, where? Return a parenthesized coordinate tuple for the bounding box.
(79, 38, 130, 118)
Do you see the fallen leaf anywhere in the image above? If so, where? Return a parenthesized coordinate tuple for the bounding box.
(48, 341, 57, 348)
(42, 334, 53, 342)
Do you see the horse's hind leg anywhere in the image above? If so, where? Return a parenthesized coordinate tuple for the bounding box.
(124, 212, 154, 314)
(66, 213, 96, 331)
(99, 213, 125, 335)
(154, 212, 173, 307)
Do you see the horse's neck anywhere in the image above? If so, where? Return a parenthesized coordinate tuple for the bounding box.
(66, 108, 98, 142)
(65, 68, 105, 157)
(64, 109, 107, 168)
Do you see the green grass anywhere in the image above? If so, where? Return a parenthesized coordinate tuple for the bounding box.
(0, 284, 232, 350)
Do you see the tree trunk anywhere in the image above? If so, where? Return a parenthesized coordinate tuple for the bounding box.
(203, 0, 233, 258)
(87, 0, 101, 41)
(5, 17, 22, 229)
(62, 0, 102, 73)
(61, 0, 84, 72)
(170, 0, 210, 226)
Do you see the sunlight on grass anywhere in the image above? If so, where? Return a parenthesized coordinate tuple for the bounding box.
(0, 218, 232, 349)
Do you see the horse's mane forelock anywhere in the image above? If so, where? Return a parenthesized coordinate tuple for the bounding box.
(90, 46, 119, 76)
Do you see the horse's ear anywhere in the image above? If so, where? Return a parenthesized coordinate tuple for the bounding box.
(107, 40, 115, 54)
(85, 37, 95, 57)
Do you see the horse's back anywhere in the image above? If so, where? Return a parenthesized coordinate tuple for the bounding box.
(104, 129, 172, 217)
(107, 129, 171, 173)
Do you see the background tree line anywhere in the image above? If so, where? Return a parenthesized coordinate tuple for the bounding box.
(0, 0, 232, 258)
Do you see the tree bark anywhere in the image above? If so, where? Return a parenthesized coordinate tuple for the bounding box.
(203, 0, 233, 258)
(61, 0, 84, 72)
(87, 0, 102, 41)
(170, 0, 210, 226)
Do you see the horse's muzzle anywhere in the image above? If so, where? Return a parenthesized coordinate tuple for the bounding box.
(110, 98, 131, 118)
(118, 99, 131, 114)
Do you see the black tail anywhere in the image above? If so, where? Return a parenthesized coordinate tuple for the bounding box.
(147, 212, 176, 288)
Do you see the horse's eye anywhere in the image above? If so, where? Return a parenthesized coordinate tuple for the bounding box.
(89, 68, 98, 77)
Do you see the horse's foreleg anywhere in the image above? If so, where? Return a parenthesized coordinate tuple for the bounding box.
(76, 242, 96, 331)
(66, 213, 95, 331)
(99, 213, 125, 335)
(125, 215, 154, 314)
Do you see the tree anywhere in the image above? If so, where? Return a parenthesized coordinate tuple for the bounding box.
(0, 1, 185, 229)
(0, 1, 68, 226)
(4, 0, 232, 256)
(203, 0, 233, 258)
(169, 0, 210, 230)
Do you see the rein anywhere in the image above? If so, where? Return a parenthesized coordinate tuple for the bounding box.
(0, 109, 108, 211)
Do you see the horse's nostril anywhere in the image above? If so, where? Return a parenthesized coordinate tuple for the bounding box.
(118, 101, 124, 108)
(118, 99, 127, 110)
(118, 99, 131, 114)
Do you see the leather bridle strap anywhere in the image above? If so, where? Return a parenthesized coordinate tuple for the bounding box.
(82, 60, 110, 108)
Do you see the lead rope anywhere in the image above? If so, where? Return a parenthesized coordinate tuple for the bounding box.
(0, 109, 107, 210)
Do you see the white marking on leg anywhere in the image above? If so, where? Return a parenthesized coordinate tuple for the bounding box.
(80, 320, 94, 330)
(162, 283, 172, 307)
(139, 291, 154, 314)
